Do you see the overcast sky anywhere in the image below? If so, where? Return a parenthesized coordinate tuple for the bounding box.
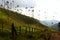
(1, 0, 60, 21)
(0, 0, 60, 26)
(35, 0, 60, 21)
(12, 0, 60, 27)
(0, 0, 60, 21)
(13, 0, 36, 7)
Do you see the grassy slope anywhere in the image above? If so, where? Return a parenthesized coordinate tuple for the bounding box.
(0, 8, 56, 40)
(0, 8, 49, 30)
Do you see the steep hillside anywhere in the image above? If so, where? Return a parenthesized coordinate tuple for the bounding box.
(0, 8, 48, 29)
(0, 8, 57, 40)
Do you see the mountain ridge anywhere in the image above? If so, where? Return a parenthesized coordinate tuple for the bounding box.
(0, 8, 48, 29)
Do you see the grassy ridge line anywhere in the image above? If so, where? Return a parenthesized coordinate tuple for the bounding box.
(0, 8, 57, 40)
(0, 8, 51, 33)
(0, 8, 48, 28)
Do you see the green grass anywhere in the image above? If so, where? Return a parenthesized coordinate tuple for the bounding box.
(0, 8, 49, 31)
(0, 8, 56, 40)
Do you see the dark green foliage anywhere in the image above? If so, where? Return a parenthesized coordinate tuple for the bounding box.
(0, 23, 53, 40)
(29, 27, 30, 33)
(0, 4, 3, 7)
(58, 22, 60, 27)
(25, 27, 27, 33)
(32, 28, 33, 32)
(6, 1, 9, 4)
(11, 23, 17, 35)
(6, 1, 9, 8)
(19, 26, 21, 34)
(11, 23, 17, 40)
(17, 5, 19, 7)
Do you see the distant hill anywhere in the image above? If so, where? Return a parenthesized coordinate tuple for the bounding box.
(52, 23, 60, 30)
(40, 20, 60, 30)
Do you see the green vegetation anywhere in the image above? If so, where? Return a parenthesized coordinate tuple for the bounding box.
(58, 22, 60, 27)
(0, 8, 49, 29)
(0, 8, 56, 40)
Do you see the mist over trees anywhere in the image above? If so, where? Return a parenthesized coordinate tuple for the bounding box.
(0, 0, 35, 18)
(0, 0, 20, 9)
(58, 22, 60, 27)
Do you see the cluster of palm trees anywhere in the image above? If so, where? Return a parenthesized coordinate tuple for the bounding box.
(0, 0, 35, 18)
(25, 7, 34, 17)
(15, 7, 35, 18)
(0, 0, 20, 9)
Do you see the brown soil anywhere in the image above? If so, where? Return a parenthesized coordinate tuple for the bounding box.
(50, 33, 60, 40)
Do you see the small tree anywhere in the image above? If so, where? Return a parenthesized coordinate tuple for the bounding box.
(17, 5, 19, 7)
(12, 0, 14, 8)
(32, 9, 34, 17)
(58, 22, 60, 27)
(25, 7, 28, 15)
(6, 1, 9, 8)
(19, 26, 21, 34)
(11, 23, 17, 40)
(25, 27, 27, 33)
(0, 18, 8, 37)
(3, 0, 5, 8)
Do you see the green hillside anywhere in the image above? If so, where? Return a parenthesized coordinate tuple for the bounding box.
(0, 8, 56, 40)
(0, 8, 48, 29)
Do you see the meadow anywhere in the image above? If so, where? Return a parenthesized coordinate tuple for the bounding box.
(0, 8, 57, 40)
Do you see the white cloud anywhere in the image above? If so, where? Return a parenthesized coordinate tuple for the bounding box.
(35, 0, 60, 21)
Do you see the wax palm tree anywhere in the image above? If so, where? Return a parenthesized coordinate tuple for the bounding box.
(12, 0, 14, 8)
(28, 8, 31, 16)
(58, 22, 60, 27)
(30, 7, 34, 17)
(6, 1, 9, 8)
(32, 9, 34, 17)
(10, 2, 12, 9)
(2, 0, 5, 8)
(17, 5, 19, 7)
(25, 7, 28, 15)
(0, 4, 3, 7)
(0, 0, 5, 8)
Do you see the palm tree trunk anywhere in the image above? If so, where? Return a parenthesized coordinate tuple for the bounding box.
(3, 0, 5, 8)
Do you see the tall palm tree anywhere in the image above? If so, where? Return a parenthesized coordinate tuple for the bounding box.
(28, 8, 30, 16)
(0, 4, 3, 8)
(9, 0, 14, 9)
(30, 7, 34, 17)
(3, 0, 5, 8)
(32, 9, 34, 17)
(58, 22, 60, 28)
(25, 7, 28, 15)
(12, 0, 14, 8)
(17, 5, 19, 7)
(10, 2, 12, 9)
(6, 1, 9, 8)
